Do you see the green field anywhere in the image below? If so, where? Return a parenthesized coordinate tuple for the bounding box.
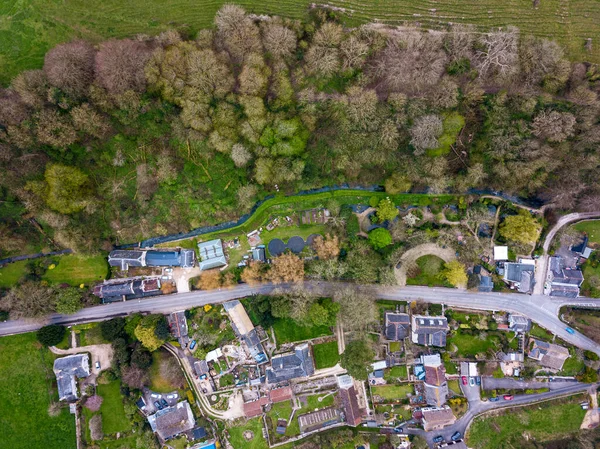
(447, 330, 501, 357)
(574, 220, 600, 244)
(312, 341, 339, 369)
(384, 365, 408, 382)
(467, 397, 586, 449)
(272, 318, 332, 345)
(0, 260, 29, 288)
(149, 349, 181, 393)
(42, 254, 108, 286)
(3, 0, 600, 86)
(0, 333, 77, 449)
(228, 417, 269, 449)
(371, 384, 414, 401)
(96, 381, 131, 435)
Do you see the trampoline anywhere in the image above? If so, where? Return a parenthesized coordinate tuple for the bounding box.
(268, 239, 286, 256)
(306, 234, 320, 247)
(287, 236, 305, 254)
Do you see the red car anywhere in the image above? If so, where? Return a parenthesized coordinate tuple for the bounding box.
(503, 394, 514, 401)
(462, 376, 467, 385)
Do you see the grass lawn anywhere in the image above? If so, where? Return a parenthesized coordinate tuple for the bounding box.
(228, 417, 269, 449)
(312, 341, 339, 369)
(371, 384, 414, 401)
(467, 396, 586, 449)
(97, 381, 131, 435)
(529, 324, 554, 340)
(42, 254, 109, 286)
(0, 333, 77, 449)
(76, 323, 107, 346)
(0, 260, 29, 288)
(384, 365, 407, 382)
(267, 400, 296, 437)
(581, 260, 600, 298)
(447, 330, 501, 357)
(148, 349, 180, 393)
(574, 220, 600, 244)
(447, 379, 461, 395)
(272, 318, 332, 345)
(559, 350, 586, 376)
(388, 341, 401, 352)
(406, 255, 450, 287)
(562, 307, 600, 344)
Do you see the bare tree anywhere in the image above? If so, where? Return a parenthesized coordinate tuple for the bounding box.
(35, 109, 78, 149)
(409, 114, 443, 155)
(268, 253, 304, 283)
(44, 40, 96, 98)
(231, 143, 252, 167)
(70, 103, 111, 138)
(214, 4, 261, 64)
(262, 23, 297, 57)
(341, 35, 370, 70)
(121, 365, 149, 389)
(531, 110, 576, 142)
(12, 70, 48, 108)
(236, 184, 259, 210)
(474, 27, 519, 81)
(0, 89, 29, 127)
(519, 35, 570, 90)
(333, 287, 377, 331)
(95, 39, 154, 96)
(89, 414, 103, 441)
(305, 22, 344, 77)
(0, 281, 56, 319)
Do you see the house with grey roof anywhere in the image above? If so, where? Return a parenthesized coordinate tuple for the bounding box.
(223, 300, 267, 364)
(53, 354, 90, 402)
(548, 256, 583, 298)
(148, 400, 195, 442)
(528, 338, 570, 370)
(168, 311, 189, 347)
(508, 314, 531, 333)
(411, 315, 448, 347)
(267, 343, 315, 384)
(197, 239, 227, 270)
(108, 248, 195, 270)
(503, 261, 536, 293)
(251, 245, 267, 263)
(108, 250, 146, 271)
(384, 312, 410, 341)
(93, 278, 161, 303)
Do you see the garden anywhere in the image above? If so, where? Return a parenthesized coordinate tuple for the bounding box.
(371, 384, 414, 402)
(312, 340, 340, 369)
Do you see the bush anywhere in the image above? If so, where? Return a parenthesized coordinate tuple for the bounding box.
(584, 350, 599, 361)
(36, 324, 66, 346)
(100, 317, 126, 341)
(368, 228, 392, 250)
(369, 196, 380, 208)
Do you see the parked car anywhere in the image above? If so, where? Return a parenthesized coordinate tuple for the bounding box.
(489, 396, 500, 402)
(451, 431, 462, 441)
(95, 361, 100, 370)
(461, 376, 467, 385)
(151, 393, 160, 398)
(503, 394, 514, 400)
(475, 376, 481, 386)
(469, 377, 476, 387)
(394, 427, 403, 433)
(566, 327, 575, 335)
(433, 435, 444, 443)
(189, 340, 197, 350)
(154, 401, 162, 410)
(160, 398, 168, 408)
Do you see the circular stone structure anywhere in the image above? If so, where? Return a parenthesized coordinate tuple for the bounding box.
(287, 236, 305, 254)
(243, 431, 254, 441)
(268, 238, 286, 256)
(306, 233, 320, 247)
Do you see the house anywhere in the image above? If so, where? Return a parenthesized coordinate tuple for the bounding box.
(384, 312, 410, 341)
(197, 239, 227, 270)
(411, 315, 448, 347)
(460, 361, 478, 378)
(421, 354, 448, 407)
(503, 261, 535, 293)
(508, 314, 531, 333)
(251, 245, 267, 263)
(276, 419, 288, 435)
(494, 246, 509, 261)
(528, 338, 570, 370)
(571, 236, 591, 258)
(421, 406, 456, 431)
(223, 300, 267, 364)
(148, 400, 195, 441)
(479, 275, 494, 292)
(194, 360, 210, 379)
(298, 407, 343, 433)
(168, 311, 189, 347)
(267, 343, 315, 384)
(92, 278, 161, 302)
(498, 352, 524, 376)
(243, 396, 270, 418)
(269, 386, 293, 403)
(339, 385, 367, 426)
(549, 256, 584, 298)
(108, 250, 146, 271)
(53, 354, 91, 402)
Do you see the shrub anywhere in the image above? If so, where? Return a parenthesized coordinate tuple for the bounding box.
(36, 324, 66, 346)
(368, 228, 392, 250)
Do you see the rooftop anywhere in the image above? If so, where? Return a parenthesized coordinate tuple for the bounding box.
(53, 354, 90, 402)
(148, 401, 195, 441)
(384, 312, 410, 341)
(528, 338, 570, 370)
(198, 239, 227, 270)
(267, 343, 315, 384)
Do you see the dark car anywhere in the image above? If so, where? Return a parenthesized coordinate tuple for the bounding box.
(433, 435, 444, 443)
(476, 376, 481, 386)
(394, 427, 403, 433)
(489, 396, 500, 402)
(451, 431, 462, 441)
(161, 398, 168, 408)
(154, 400, 163, 410)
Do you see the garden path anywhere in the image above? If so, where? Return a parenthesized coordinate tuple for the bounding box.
(394, 243, 456, 286)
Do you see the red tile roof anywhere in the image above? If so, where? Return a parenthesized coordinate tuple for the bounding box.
(269, 386, 293, 403)
(339, 386, 365, 427)
(243, 396, 269, 418)
(424, 365, 445, 386)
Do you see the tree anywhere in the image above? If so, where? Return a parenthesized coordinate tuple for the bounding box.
(37, 324, 66, 346)
(577, 366, 598, 383)
(231, 143, 252, 167)
(333, 287, 377, 331)
(376, 197, 399, 222)
(70, 103, 110, 139)
(241, 261, 264, 285)
(236, 184, 259, 211)
(39, 164, 93, 214)
(134, 314, 168, 351)
(100, 317, 126, 341)
(531, 110, 576, 142)
(195, 270, 223, 290)
(44, 40, 96, 98)
(384, 174, 412, 194)
(214, 5, 261, 64)
(121, 365, 149, 390)
(410, 115, 443, 155)
(158, 352, 186, 388)
(340, 338, 375, 381)
(1, 281, 56, 319)
(312, 234, 340, 260)
(474, 28, 519, 81)
(35, 109, 78, 149)
(131, 345, 152, 369)
(368, 228, 392, 250)
(55, 288, 83, 314)
(499, 212, 541, 244)
(268, 253, 304, 283)
(442, 260, 468, 288)
(308, 299, 340, 327)
(262, 23, 297, 58)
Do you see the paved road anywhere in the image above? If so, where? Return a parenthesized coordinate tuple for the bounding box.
(534, 212, 600, 295)
(482, 377, 578, 391)
(406, 382, 594, 446)
(3, 282, 600, 354)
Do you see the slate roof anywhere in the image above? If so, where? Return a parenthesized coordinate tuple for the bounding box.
(504, 262, 535, 293)
(53, 354, 90, 402)
(479, 275, 493, 292)
(572, 236, 588, 255)
(145, 249, 196, 268)
(508, 314, 531, 333)
(192, 427, 206, 440)
(339, 386, 366, 426)
(550, 285, 580, 298)
(424, 383, 448, 408)
(168, 311, 188, 339)
(528, 338, 570, 370)
(421, 406, 456, 431)
(412, 315, 448, 347)
(384, 312, 410, 341)
(194, 360, 209, 378)
(148, 401, 195, 441)
(198, 239, 227, 270)
(251, 246, 267, 263)
(108, 250, 146, 270)
(267, 343, 315, 384)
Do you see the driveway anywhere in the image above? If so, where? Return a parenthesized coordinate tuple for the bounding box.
(50, 343, 113, 376)
(482, 377, 578, 391)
